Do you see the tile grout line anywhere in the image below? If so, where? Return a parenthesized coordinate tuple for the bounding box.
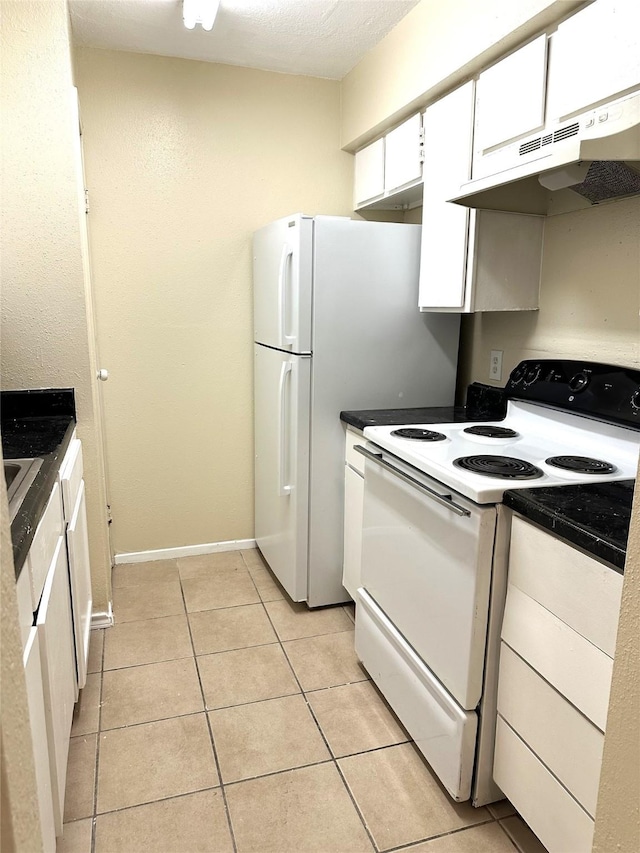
(179, 571, 239, 853)
(382, 816, 502, 853)
(245, 554, 380, 853)
(91, 628, 106, 853)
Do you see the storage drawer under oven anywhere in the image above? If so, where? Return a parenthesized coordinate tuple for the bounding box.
(359, 445, 497, 709)
(355, 589, 478, 802)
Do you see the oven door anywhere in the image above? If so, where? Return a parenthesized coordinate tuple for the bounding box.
(357, 443, 497, 710)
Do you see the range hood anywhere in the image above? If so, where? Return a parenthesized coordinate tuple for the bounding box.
(450, 90, 640, 215)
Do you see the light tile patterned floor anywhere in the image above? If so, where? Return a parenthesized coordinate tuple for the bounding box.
(57, 549, 548, 853)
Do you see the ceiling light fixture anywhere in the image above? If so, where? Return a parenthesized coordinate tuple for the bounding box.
(183, 0, 220, 32)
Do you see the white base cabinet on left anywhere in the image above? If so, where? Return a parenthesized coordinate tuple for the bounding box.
(15, 432, 94, 844)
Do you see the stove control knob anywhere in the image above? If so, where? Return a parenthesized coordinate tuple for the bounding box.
(510, 366, 525, 385)
(569, 372, 589, 393)
(524, 365, 540, 386)
(631, 390, 640, 410)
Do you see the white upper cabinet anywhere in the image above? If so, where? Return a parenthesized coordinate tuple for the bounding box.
(474, 35, 548, 170)
(384, 113, 423, 193)
(354, 138, 385, 207)
(354, 113, 423, 210)
(420, 82, 475, 309)
(419, 81, 544, 313)
(546, 0, 640, 122)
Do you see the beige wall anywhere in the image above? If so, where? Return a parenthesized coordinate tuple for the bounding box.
(1, 2, 112, 612)
(459, 197, 640, 386)
(74, 48, 353, 555)
(340, 0, 582, 148)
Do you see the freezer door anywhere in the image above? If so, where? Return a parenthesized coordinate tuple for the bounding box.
(254, 344, 311, 601)
(253, 214, 312, 353)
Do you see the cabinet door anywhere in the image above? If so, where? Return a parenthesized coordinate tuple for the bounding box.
(66, 481, 92, 691)
(547, 1, 640, 121)
(419, 82, 474, 310)
(342, 463, 364, 600)
(384, 113, 422, 192)
(23, 628, 57, 853)
(37, 535, 77, 835)
(474, 35, 548, 156)
(354, 138, 385, 207)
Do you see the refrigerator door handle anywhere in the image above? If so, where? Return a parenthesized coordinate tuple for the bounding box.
(278, 360, 293, 496)
(278, 245, 295, 348)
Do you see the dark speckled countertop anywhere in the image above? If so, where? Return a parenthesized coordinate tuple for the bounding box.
(504, 481, 634, 574)
(2, 389, 76, 578)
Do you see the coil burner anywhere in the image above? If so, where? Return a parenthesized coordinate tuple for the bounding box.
(390, 428, 447, 442)
(453, 455, 543, 479)
(463, 425, 519, 439)
(545, 456, 616, 474)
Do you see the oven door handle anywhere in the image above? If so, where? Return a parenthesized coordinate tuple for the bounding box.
(354, 445, 471, 518)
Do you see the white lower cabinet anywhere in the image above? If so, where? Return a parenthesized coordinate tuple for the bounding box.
(342, 427, 364, 600)
(16, 432, 94, 844)
(36, 534, 77, 834)
(23, 628, 57, 853)
(495, 515, 623, 853)
(60, 438, 92, 690)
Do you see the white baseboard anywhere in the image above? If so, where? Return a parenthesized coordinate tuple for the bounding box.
(91, 602, 114, 629)
(113, 538, 257, 565)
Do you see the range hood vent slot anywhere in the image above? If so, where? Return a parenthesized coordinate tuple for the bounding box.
(553, 122, 580, 143)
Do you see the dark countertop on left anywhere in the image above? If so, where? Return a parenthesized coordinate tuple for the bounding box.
(2, 389, 76, 579)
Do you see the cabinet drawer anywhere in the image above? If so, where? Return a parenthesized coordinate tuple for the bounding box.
(494, 715, 594, 853)
(345, 428, 365, 475)
(59, 437, 83, 522)
(498, 643, 603, 817)
(501, 584, 613, 731)
(29, 481, 64, 609)
(355, 589, 477, 802)
(509, 516, 622, 656)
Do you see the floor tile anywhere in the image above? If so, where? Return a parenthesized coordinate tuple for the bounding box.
(182, 572, 260, 612)
(71, 672, 101, 737)
(264, 599, 354, 641)
(487, 799, 517, 820)
(112, 559, 179, 588)
(101, 658, 203, 730)
(307, 680, 408, 757)
(407, 821, 518, 852)
(247, 566, 285, 601)
(178, 550, 247, 579)
(226, 762, 374, 852)
(57, 818, 93, 853)
(283, 631, 368, 691)
(198, 644, 300, 709)
(339, 743, 489, 851)
(63, 734, 97, 822)
(97, 714, 218, 813)
(240, 548, 267, 570)
(500, 816, 549, 853)
(103, 613, 193, 670)
(189, 603, 276, 655)
(86, 629, 104, 673)
(210, 694, 330, 783)
(94, 789, 233, 853)
(112, 580, 184, 624)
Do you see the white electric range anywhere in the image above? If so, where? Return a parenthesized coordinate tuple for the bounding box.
(353, 360, 640, 806)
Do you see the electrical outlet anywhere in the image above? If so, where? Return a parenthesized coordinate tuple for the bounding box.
(489, 350, 503, 382)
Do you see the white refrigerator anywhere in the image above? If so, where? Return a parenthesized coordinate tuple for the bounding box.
(253, 214, 460, 607)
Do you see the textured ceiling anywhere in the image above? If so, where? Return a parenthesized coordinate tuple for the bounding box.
(69, 0, 419, 79)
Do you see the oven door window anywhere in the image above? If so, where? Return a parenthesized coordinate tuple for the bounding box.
(361, 452, 496, 710)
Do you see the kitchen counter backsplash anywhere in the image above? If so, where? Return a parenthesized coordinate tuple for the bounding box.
(2, 388, 77, 577)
